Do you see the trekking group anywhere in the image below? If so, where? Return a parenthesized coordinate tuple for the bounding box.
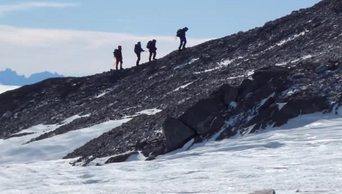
(113, 27, 189, 71)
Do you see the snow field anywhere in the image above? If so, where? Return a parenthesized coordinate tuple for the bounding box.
(0, 110, 341, 193)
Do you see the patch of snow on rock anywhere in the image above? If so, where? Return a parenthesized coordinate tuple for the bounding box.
(174, 58, 199, 70)
(194, 66, 221, 74)
(136, 108, 162, 116)
(275, 62, 288, 67)
(95, 90, 111, 98)
(247, 70, 255, 76)
(219, 59, 235, 67)
(173, 82, 194, 92)
(277, 103, 287, 110)
(276, 30, 309, 46)
(291, 54, 314, 63)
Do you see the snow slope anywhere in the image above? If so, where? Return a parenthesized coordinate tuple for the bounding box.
(0, 110, 341, 194)
(0, 116, 131, 164)
(0, 85, 19, 94)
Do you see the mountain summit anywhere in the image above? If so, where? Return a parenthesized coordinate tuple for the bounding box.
(0, 0, 341, 165)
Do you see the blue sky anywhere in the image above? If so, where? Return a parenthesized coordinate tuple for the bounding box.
(0, 0, 320, 76)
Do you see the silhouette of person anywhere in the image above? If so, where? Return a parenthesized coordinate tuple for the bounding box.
(147, 39, 157, 62)
(134, 42, 145, 66)
(113, 45, 123, 70)
(177, 27, 188, 51)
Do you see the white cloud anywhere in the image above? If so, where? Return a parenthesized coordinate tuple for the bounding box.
(0, 25, 208, 76)
(0, 2, 76, 15)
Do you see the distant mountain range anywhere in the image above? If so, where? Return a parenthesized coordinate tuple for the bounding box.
(0, 68, 63, 86)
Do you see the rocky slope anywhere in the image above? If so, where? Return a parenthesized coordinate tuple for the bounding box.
(0, 0, 341, 165)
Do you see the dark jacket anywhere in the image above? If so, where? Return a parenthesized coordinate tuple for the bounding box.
(134, 44, 144, 54)
(147, 41, 157, 52)
(114, 49, 122, 59)
(177, 28, 188, 40)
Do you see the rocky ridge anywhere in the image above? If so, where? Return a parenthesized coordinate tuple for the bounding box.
(0, 0, 341, 165)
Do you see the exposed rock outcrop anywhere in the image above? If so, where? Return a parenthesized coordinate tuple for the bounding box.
(250, 189, 276, 194)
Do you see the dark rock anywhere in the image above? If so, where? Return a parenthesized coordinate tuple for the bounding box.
(332, 0, 342, 14)
(315, 64, 330, 73)
(250, 189, 276, 194)
(105, 151, 138, 164)
(6, 132, 34, 139)
(252, 67, 289, 86)
(214, 84, 239, 105)
(246, 101, 279, 132)
(145, 155, 156, 161)
(290, 73, 305, 79)
(237, 79, 257, 100)
(1, 111, 13, 119)
(179, 98, 226, 136)
(274, 96, 329, 126)
(162, 117, 196, 151)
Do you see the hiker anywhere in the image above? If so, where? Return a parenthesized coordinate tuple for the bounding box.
(147, 39, 157, 62)
(134, 42, 145, 66)
(113, 45, 123, 70)
(177, 27, 188, 51)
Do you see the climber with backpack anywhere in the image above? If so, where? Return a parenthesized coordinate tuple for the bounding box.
(146, 39, 157, 62)
(176, 27, 189, 51)
(113, 45, 123, 70)
(134, 42, 145, 66)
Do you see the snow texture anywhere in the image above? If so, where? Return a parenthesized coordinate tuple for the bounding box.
(0, 116, 130, 164)
(0, 111, 341, 194)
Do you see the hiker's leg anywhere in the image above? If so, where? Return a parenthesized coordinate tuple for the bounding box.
(182, 39, 187, 50)
(136, 53, 141, 66)
(149, 51, 152, 62)
(153, 51, 156, 60)
(178, 39, 182, 51)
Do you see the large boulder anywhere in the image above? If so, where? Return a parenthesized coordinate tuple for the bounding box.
(162, 117, 196, 151)
(179, 98, 226, 136)
(212, 84, 239, 105)
(252, 67, 289, 87)
(237, 79, 258, 101)
(250, 189, 276, 194)
(273, 96, 329, 126)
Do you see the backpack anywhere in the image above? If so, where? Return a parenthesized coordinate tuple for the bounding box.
(146, 41, 152, 49)
(113, 49, 119, 58)
(176, 29, 182, 37)
(134, 44, 139, 53)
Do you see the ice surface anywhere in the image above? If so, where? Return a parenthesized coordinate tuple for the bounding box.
(0, 111, 341, 194)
